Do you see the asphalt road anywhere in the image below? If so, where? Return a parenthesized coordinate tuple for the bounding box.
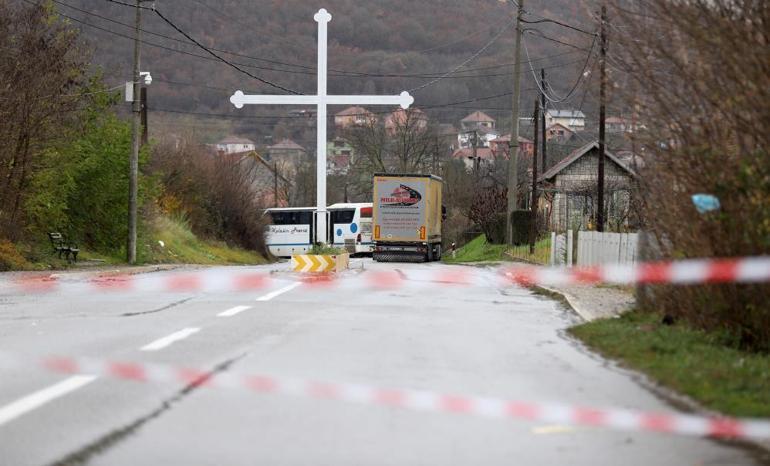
(0, 260, 763, 465)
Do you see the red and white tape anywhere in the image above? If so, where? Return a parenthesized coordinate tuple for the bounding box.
(1, 352, 768, 440)
(2, 256, 769, 294)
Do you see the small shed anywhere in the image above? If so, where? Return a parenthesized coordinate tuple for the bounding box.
(538, 141, 637, 232)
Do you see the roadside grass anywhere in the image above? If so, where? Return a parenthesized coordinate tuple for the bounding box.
(442, 234, 508, 263)
(443, 234, 551, 265)
(506, 237, 551, 265)
(570, 311, 770, 417)
(144, 216, 266, 265)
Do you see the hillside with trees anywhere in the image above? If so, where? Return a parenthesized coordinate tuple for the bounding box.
(53, 0, 598, 143)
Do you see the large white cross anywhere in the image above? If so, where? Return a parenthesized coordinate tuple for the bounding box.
(230, 8, 414, 245)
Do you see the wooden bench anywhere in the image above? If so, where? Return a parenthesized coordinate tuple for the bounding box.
(48, 232, 80, 263)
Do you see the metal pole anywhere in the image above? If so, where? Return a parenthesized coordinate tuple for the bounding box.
(597, 4, 607, 232)
(530, 99, 539, 254)
(506, 0, 524, 245)
(128, 0, 142, 264)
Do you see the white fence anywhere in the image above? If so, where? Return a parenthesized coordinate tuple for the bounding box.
(576, 231, 639, 266)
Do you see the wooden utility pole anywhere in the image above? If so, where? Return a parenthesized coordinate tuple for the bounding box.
(597, 3, 608, 232)
(540, 68, 548, 171)
(529, 99, 540, 254)
(127, 0, 142, 264)
(273, 161, 279, 207)
(506, 0, 524, 245)
(140, 87, 148, 146)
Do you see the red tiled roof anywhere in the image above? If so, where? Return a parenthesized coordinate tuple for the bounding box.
(335, 106, 371, 117)
(461, 111, 495, 123)
(451, 147, 495, 160)
(268, 138, 306, 151)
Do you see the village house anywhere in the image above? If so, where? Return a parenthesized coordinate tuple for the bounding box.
(545, 122, 575, 142)
(460, 110, 496, 131)
(327, 137, 354, 174)
(457, 126, 500, 149)
(334, 106, 376, 129)
(214, 136, 256, 154)
(384, 107, 427, 134)
(266, 138, 307, 167)
(451, 147, 495, 171)
(488, 134, 534, 158)
(538, 141, 637, 232)
(545, 109, 586, 132)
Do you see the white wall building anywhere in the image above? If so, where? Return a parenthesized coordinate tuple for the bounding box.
(545, 109, 586, 132)
(215, 136, 256, 154)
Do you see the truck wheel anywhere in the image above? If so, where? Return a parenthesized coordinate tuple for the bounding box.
(425, 246, 433, 262)
(435, 244, 442, 261)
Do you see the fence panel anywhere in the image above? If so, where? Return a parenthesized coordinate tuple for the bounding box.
(576, 231, 639, 266)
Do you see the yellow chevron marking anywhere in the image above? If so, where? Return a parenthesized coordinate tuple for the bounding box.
(293, 254, 337, 273)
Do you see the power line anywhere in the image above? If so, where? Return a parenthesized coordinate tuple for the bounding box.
(522, 33, 596, 103)
(408, 14, 518, 92)
(151, 8, 302, 94)
(56, 6, 586, 81)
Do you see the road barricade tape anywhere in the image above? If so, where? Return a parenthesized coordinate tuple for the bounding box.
(2, 256, 769, 294)
(0, 351, 768, 440)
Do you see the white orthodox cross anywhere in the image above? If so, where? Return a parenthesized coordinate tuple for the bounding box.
(230, 8, 414, 245)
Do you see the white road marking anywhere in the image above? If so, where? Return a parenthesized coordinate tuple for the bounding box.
(217, 305, 252, 317)
(0, 375, 97, 427)
(256, 282, 302, 302)
(140, 327, 200, 351)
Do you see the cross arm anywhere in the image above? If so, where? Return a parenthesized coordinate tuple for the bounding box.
(325, 91, 414, 109)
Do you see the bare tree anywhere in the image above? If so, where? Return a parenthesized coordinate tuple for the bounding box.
(609, 0, 770, 350)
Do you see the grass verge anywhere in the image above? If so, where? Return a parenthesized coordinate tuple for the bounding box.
(143, 216, 266, 265)
(442, 234, 508, 263)
(569, 311, 770, 417)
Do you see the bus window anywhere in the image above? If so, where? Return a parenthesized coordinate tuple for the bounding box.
(360, 206, 373, 218)
(331, 209, 355, 224)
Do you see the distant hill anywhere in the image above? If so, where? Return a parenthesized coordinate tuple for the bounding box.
(57, 0, 597, 143)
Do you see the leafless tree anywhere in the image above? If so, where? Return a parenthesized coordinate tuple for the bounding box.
(608, 0, 770, 350)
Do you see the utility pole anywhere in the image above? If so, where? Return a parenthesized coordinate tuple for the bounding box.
(529, 99, 539, 254)
(506, 0, 524, 245)
(127, 0, 143, 264)
(540, 68, 548, 171)
(470, 130, 480, 179)
(597, 3, 607, 232)
(274, 161, 279, 208)
(140, 87, 148, 146)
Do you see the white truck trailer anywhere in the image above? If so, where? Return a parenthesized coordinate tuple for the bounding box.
(372, 173, 443, 262)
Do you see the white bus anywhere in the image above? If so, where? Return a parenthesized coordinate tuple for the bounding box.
(328, 203, 373, 255)
(264, 207, 315, 258)
(264, 204, 374, 257)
